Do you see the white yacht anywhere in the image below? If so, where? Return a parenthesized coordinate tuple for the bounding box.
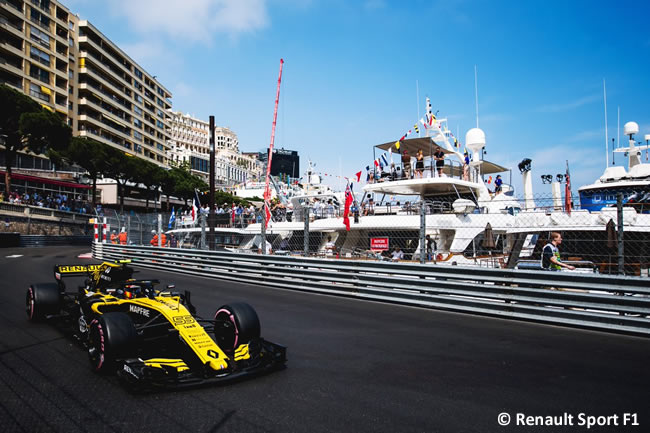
(578, 121, 650, 213)
(168, 114, 650, 275)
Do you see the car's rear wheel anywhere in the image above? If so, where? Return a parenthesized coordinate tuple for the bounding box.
(213, 302, 260, 352)
(26, 283, 61, 321)
(88, 312, 137, 374)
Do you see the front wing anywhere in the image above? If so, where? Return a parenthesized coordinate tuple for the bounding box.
(116, 338, 286, 390)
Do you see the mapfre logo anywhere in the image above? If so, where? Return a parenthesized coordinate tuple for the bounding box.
(129, 305, 150, 317)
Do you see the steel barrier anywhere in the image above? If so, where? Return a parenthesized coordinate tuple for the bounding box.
(92, 243, 650, 337)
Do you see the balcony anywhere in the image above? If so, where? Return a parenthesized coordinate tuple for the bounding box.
(78, 36, 133, 83)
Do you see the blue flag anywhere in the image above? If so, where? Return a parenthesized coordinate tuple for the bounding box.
(168, 207, 175, 229)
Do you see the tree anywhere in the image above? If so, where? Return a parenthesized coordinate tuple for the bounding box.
(104, 146, 139, 213)
(0, 84, 71, 195)
(53, 137, 108, 207)
(134, 160, 165, 211)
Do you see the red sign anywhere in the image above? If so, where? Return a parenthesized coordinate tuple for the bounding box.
(370, 237, 389, 251)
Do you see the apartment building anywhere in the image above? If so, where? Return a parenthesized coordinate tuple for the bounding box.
(0, 0, 172, 166)
(168, 111, 263, 185)
(1, 0, 75, 117)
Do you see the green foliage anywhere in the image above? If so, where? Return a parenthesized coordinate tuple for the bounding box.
(0, 84, 72, 194)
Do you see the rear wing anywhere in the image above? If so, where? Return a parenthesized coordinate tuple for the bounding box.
(54, 260, 132, 281)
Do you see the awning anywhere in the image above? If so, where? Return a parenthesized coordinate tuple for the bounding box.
(375, 137, 455, 157)
(0, 171, 92, 189)
(441, 159, 508, 175)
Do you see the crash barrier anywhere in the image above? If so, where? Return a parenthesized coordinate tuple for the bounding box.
(92, 243, 650, 337)
(20, 235, 94, 247)
(0, 232, 21, 248)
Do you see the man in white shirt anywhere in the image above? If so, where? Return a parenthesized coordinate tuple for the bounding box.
(391, 247, 404, 262)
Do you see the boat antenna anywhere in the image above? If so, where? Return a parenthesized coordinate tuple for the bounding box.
(416, 80, 421, 137)
(603, 79, 609, 167)
(474, 65, 479, 128)
(617, 106, 620, 149)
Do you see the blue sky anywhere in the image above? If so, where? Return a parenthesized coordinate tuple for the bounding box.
(65, 0, 650, 194)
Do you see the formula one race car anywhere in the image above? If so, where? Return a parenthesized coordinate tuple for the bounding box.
(26, 260, 286, 390)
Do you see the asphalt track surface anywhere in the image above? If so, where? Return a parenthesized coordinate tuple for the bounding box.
(1, 247, 649, 433)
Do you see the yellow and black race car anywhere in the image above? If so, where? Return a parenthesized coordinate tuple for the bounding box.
(26, 260, 286, 390)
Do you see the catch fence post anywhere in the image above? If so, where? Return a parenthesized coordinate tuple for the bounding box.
(303, 206, 310, 257)
(617, 192, 624, 275)
(420, 201, 426, 264)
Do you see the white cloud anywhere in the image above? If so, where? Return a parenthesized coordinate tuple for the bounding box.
(106, 0, 269, 43)
(536, 94, 601, 113)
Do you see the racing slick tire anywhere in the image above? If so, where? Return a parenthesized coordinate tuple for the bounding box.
(214, 302, 261, 352)
(26, 283, 61, 321)
(88, 312, 137, 374)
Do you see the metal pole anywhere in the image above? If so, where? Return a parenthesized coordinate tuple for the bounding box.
(420, 201, 426, 264)
(617, 192, 624, 275)
(209, 115, 216, 250)
(303, 206, 310, 257)
(200, 213, 206, 250)
(127, 215, 131, 245)
(157, 214, 162, 247)
(261, 209, 267, 255)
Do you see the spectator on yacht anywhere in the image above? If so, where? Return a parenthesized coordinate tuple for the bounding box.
(401, 150, 411, 179)
(415, 149, 425, 178)
(434, 148, 445, 177)
(494, 175, 503, 193)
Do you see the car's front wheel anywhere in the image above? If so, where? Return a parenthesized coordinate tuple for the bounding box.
(88, 312, 137, 374)
(213, 302, 261, 352)
(26, 283, 61, 321)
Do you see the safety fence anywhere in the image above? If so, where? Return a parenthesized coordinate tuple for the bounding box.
(93, 243, 650, 337)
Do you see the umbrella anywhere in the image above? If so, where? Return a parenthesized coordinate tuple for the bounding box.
(482, 222, 496, 249)
(606, 219, 616, 249)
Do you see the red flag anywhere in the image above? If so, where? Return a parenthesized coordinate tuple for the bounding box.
(343, 182, 353, 231)
(355, 171, 362, 182)
(231, 202, 236, 223)
(565, 161, 572, 215)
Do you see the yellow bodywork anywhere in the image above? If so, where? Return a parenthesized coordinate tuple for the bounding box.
(89, 293, 250, 371)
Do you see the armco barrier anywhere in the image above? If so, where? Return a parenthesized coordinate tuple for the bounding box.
(92, 243, 650, 337)
(20, 235, 94, 247)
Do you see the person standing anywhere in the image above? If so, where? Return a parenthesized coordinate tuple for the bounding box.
(541, 232, 575, 271)
(415, 149, 424, 178)
(110, 230, 118, 244)
(425, 234, 436, 261)
(494, 175, 503, 193)
(118, 228, 127, 245)
(401, 150, 411, 179)
(434, 148, 445, 177)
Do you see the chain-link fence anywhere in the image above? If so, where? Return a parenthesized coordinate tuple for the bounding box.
(97, 189, 650, 276)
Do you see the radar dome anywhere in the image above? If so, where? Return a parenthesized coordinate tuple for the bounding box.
(624, 121, 639, 136)
(465, 128, 486, 155)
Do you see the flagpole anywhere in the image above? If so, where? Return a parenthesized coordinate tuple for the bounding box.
(416, 80, 421, 137)
(264, 58, 284, 229)
(603, 78, 609, 168)
(474, 65, 479, 128)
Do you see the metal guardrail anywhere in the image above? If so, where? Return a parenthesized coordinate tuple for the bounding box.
(92, 243, 650, 337)
(20, 235, 94, 247)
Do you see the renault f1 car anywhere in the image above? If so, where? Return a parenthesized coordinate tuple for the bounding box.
(26, 260, 286, 390)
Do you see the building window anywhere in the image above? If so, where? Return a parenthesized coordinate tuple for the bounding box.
(133, 131, 143, 141)
(134, 68, 143, 79)
(30, 25, 51, 49)
(29, 83, 50, 102)
(133, 118, 142, 128)
(30, 8, 51, 29)
(156, 120, 164, 129)
(30, 46, 51, 66)
(32, 0, 51, 12)
(134, 81, 142, 91)
(29, 64, 50, 84)
(135, 94, 143, 103)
